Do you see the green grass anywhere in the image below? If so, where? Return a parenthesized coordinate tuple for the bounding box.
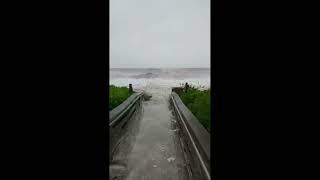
(109, 85, 133, 110)
(177, 84, 211, 132)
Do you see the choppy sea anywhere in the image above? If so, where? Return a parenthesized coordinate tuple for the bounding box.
(110, 68, 210, 91)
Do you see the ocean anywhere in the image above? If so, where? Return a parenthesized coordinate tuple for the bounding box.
(110, 68, 210, 91)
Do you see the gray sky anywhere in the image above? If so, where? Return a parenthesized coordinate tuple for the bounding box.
(110, 0, 210, 68)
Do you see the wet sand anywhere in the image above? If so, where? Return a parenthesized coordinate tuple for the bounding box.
(110, 84, 189, 180)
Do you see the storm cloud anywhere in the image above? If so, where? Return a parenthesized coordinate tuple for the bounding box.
(110, 0, 210, 68)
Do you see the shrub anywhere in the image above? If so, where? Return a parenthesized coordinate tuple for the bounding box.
(177, 84, 211, 132)
(109, 85, 133, 110)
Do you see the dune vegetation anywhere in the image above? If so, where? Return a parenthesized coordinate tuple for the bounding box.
(109, 85, 133, 110)
(176, 84, 211, 132)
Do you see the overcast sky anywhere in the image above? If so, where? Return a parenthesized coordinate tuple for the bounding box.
(110, 0, 210, 68)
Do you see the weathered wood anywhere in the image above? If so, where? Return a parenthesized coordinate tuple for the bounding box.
(109, 92, 143, 125)
(170, 92, 210, 180)
(109, 92, 143, 160)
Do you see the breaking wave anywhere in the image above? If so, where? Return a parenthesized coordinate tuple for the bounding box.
(110, 68, 210, 91)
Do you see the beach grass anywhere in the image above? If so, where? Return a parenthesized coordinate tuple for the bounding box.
(109, 85, 133, 110)
(177, 84, 210, 132)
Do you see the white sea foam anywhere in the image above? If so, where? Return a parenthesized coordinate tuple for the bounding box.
(110, 68, 210, 90)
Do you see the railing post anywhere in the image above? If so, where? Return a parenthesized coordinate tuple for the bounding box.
(185, 82, 189, 92)
(129, 84, 133, 94)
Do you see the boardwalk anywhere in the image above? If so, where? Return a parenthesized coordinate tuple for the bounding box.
(110, 84, 189, 180)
